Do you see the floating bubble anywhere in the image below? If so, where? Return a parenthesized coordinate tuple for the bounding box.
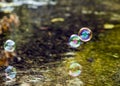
(69, 34, 81, 48)
(4, 40, 15, 52)
(5, 66, 17, 80)
(78, 27, 92, 42)
(69, 62, 82, 77)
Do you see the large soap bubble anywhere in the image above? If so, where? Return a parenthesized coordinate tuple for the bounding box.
(5, 66, 17, 80)
(4, 40, 16, 52)
(78, 27, 92, 42)
(69, 62, 82, 77)
(69, 34, 81, 48)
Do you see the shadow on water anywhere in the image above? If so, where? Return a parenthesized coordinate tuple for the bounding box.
(11, 5, 84, 68)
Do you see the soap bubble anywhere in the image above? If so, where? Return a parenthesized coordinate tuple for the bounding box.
(78, 27, 92, 42)
(69, 34, 81, 48)
(5, 66, 17, 80)
(69, 62, 82, 77)
(4, 40, 15, 52)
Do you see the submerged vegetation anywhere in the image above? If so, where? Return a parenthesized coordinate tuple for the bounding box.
(75, 27, 120, 86)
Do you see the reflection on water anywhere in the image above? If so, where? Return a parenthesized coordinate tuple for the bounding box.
(0, 0, 57, 12)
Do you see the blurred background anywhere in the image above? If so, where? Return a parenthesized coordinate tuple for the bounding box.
(0, 0, 120, 86)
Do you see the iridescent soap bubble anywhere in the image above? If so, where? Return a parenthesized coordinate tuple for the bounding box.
(78, 27, 92, 42)
(69, 62, 82, 77)
(4, 40, 16, 52)
(69, 34, 81, 48)
(5, 66, 17, 80)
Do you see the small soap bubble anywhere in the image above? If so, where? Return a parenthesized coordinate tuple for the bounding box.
(5, 66, 17, 80)
(69, 62, 82, 77)
(4, 40, 16, 52)
(78, 27, 92, 42)
(69, 34, 81, 48)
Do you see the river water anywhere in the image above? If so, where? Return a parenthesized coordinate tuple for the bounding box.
(0, 0, 120, 86)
